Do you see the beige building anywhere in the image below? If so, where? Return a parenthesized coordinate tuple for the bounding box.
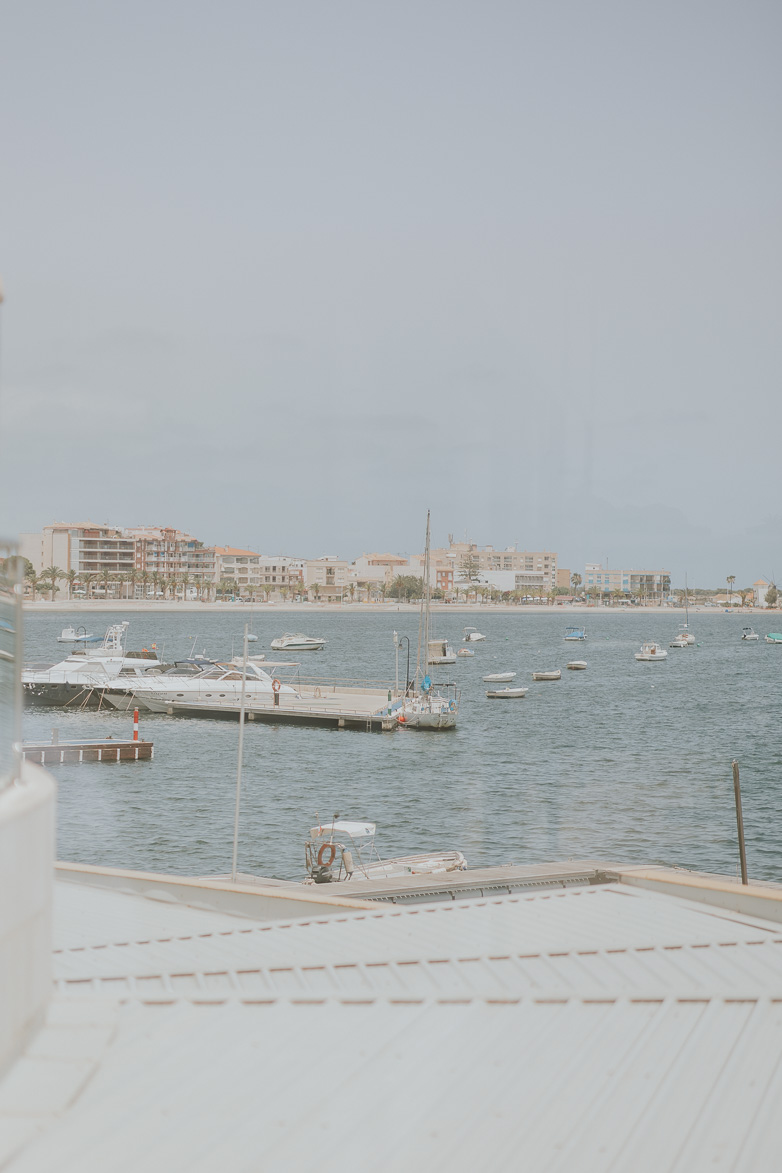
(304, 556, 349, 600)
(411, 539, 559, 593)
(349, 553, 409, 587)
(20, 524, 135, 578)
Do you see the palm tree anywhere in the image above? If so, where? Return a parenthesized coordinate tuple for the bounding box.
(80, 572, 96, 600)
(571, 573, 582, 595)
(43, 566, 64, 601)
(727, 575, 736, 606)
(98, 568, 111, 598)
(139, 570, 150, 599)
(150, 571, 161, 599)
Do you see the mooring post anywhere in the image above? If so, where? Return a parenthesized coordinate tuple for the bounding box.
(51, 728, 59, 745)
(231, 625, 249, 883)
(133, 709, 139, 742)
(732, 759, 749, 886)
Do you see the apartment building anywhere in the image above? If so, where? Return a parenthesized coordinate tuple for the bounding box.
(19, 524, 135, 577)
(128, 526, 215, 585)
(349, 553, 409, 587)
(584, 563, 671, 599)
(411, 539, 558, 593)
(304, 556, 348, 600)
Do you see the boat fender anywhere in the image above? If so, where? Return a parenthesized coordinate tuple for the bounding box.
(317, 842, 337, 868)
(398, 714, 406, 724)
(314, 687, 321, 698)
(272, 678, 281, 693)
(449, 700, 456, 711)
(342, 849, 354, 877)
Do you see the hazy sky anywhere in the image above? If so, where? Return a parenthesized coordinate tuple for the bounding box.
(1, 0, 780, 584)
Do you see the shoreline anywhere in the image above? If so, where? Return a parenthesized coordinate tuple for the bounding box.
(22, 600, 770, 616)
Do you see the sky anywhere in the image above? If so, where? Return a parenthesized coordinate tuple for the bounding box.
(1, 0, 780, 585)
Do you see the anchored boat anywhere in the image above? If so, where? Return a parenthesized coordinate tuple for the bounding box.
(564, 626, 586, 641)
(532, 670, 561, 681)
(304, 819, 467, 885)
(635, 641, 668, 661)
(270, 633, 326, 651)
(485, 686, 528, 698)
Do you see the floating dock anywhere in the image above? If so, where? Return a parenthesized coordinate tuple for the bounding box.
(22, 738, 154, 763)
(147, 686, 402, 731)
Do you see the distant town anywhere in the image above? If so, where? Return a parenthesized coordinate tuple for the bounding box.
(15, 522, 779, 607)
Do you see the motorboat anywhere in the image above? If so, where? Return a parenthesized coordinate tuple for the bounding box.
(304, 819, 467, 884)
(564, 626, 587, 641)
(765, 633, 782, 644)
(635, 641, 668, 661)
(428, 638, 457, 664)
(485, 687, 528, 698)
(669, 635, 690, 649)
(457, 647, 475, 657)
(270, 633, 326, 651)
(23, 624, 162, 707)
(483, 672, 516, 682)
(462, 627, 486, 642)
(102, 661, 298, 711)
(566, 661, 587, 670)
(741, 627, 759, 641)
(57, 626, 100, 643)
(532, 670, 561, 681)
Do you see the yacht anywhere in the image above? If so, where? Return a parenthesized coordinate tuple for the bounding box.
(102, 661, 298, 711)
(270, 633, 326, 651)
(22, 624, 162, 707)
(304, 819, 467, 884)
(635, 641, 668, 661)
(462, 627, 486, 642)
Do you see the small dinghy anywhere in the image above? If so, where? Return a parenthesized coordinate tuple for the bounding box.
(532, 670, 561, 681)
(486, 686, 528, 698)
(483, 671, 516, 682)
(566, 661, 587, 670)
(457, 647, 475, 657)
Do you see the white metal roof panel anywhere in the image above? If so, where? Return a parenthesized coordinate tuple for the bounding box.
(6, 997, 782, 1173)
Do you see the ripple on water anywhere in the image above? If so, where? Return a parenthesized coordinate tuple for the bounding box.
(22, 608, 782, 881)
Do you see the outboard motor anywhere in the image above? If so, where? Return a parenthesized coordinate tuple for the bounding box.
(310, 864, 334, 884)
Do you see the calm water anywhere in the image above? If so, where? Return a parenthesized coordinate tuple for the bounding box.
(22, 609, 782, 882)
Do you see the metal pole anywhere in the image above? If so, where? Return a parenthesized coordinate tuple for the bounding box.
(230, 624, 249, 883)
(394, 630, 399, 695)
(732, 759, 748, 886)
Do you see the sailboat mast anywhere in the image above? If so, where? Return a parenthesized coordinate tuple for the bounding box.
(414, 510, 432, 689)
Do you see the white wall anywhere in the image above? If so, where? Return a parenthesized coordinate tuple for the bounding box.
(0, 762, 56, 1081)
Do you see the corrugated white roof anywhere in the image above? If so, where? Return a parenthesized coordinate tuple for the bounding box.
(5, 873, 782, 1171)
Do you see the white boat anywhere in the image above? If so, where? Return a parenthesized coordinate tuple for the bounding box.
(566, 661, 587, 670)
(57, 625, 100, 643)
(635, 641, 668, 661)
(483, 672, 516, 682)
(741, 627, 759, 641)
(102, 660, 298, 711)
(23, 624, 162, 707)
(400, 512, 459, 730)
(270, 633, 326, 651)
(669, 635, 690, 648)
(427, 638, 457, 664)
(564, 626, 586, 641)
(485, 686, 528, 698)
(765, 633, 782, 644)
(304, 819, 467, 884)
(532, 670, 561, 681)
(673, 578, 696, 645)
(457, 647, 475, 658)
(462, 627, 486, 642)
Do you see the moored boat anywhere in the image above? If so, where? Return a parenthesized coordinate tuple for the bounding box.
(427, 638, 457, 664)
(483, 671, 516, 682)
(566, 661, 587, 670)
(485, 686, 528, 698)
(532, 670, 561, 681)
(304, 819, 467, 884)
(635, 641, 668, 661)
(270, 633, 326, 651)
(57, 626, 100, 643)
(741, 627, 759, 641)
(564, 626, 586, 641)
(765, 632, 782, 644)
(457, 647, 475, 657)
(462, 627, 486, 642)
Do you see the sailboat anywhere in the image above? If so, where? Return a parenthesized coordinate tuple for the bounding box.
(671, 576, 696, 647)
(400, 512, 459, 730)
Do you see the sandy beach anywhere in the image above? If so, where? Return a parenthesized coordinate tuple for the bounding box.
(22, 600, 766, 616)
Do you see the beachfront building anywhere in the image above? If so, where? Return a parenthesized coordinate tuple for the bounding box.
(411, 538, 559, 595)
(127, 526, 216, 591)
(350, 552, 409, 587)
(19, 523, 136, 579)
(214, 547, 262, 593)
(584, 563, 671, 602)
(754, 579, 771, 607)
(304, 556, 349, 601)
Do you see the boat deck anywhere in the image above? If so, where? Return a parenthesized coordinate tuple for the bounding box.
(155, 684, 403, 731)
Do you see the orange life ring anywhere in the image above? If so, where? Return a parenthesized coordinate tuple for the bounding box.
(317, 842, 336, 867)
(398, 713, 406, 724)
(272, 678, 281, 693)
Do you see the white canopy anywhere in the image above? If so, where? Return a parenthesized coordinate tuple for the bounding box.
(310, 821, 376, 840)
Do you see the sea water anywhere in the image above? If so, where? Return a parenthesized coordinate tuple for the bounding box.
(22, 609, 782, 882)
